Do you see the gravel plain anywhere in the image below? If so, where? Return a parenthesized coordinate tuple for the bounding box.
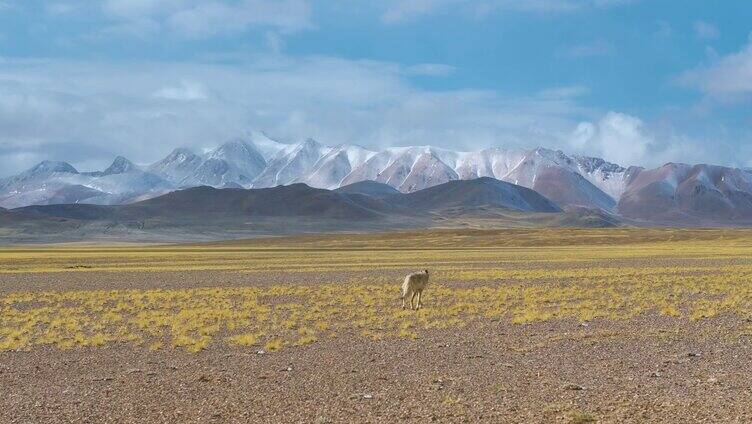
(3, 316, 752, 423)
(3, 229, 752, 423)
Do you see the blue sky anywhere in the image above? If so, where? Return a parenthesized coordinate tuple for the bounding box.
(1, 0, 751, 175)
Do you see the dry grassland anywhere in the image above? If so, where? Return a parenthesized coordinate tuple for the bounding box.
(2, 228, 752, 354)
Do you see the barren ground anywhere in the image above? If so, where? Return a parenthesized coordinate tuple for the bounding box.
(2, 228, 752, 423)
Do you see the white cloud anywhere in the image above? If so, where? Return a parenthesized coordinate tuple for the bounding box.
(404, 63, 456, 77)
(693, 21, 719, 40)
(45, 2, 79, 14)
(165, 0, 312, 37)
(382, 0, 635, 24)
(0, 55, 596, 176)
(570, 112, 652, 165)
(382, 0, 456, 24)
(39, 0, 313, 38)
(0, 53, 732, 177)
(678, 37, 752, 101)
(153, 80, 209, 100)
(567, 111, 729, 168)
(539, 85, 590, 98)
(562, 40, 614, 58)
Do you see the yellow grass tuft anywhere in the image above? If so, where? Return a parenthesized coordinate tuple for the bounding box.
(264, 338, 284, 351)
(2, 229, 752, 354)
(229, 333, 258, 346)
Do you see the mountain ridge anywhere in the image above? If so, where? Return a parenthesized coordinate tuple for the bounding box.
(3, 132, 752, 224)
(9, 177, 561, 219)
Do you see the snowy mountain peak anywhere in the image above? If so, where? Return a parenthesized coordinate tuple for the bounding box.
(0, 160, 79, 199)
(211, 139, 255, 158)
(573, 155, 626, 175)
(251, 137, 334, 188)
(291, 138, 329, 157)
(245, 131, 288, 161)
(0, 134, 666, 211)
(171, 147, 196, 160)
(147, 147, 204, 183)
(301, 138, 321, 148)
(531, 147, 574, 166)
(210, 140, 265, 164)
(194, 139, 266, 187)
(28, 160, 79, 175)
(333, 144, 376, 168)
(103, 156, 137, 175)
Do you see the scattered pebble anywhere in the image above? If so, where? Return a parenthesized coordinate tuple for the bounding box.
(649, 372, 661, 378)
(363, 394, 373, 399)
(563, 384, 584, 391)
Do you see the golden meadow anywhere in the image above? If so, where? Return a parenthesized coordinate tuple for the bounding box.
(2, 229, 752, 353)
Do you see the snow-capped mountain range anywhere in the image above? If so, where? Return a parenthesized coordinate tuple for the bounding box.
(3, 131, 752, 223)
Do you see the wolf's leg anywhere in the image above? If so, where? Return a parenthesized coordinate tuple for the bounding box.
(410, 291, 417, 310)
(416, 290, 422, 309)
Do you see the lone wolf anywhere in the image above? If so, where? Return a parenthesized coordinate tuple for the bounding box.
(401, 269, 429, 310)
